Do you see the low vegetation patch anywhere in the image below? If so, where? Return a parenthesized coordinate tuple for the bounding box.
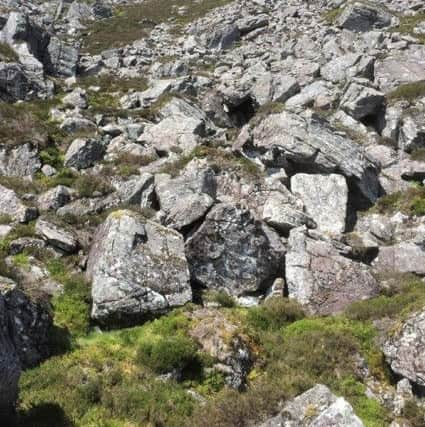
(0, 41, 19, 62)
(391, 13, 425, 44)
(387, 80, 425, 103)
(82, 0, 233, 54)
(372, 186, 425, 216)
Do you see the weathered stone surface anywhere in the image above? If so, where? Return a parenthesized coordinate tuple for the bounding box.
(246, 111, 380, 203)
(372, 243, 425, 275)
(35, 218, 79, 253)
(291, 173, 348, 234)
(321, 54, 374, 84)
(37, 185, 72, 211)
(64, 138, 105, 169)
(340, 82, 385, 121)
(185, 203, 285, 296)
(286, 227, 379, 315)
(383, 310, 425, 387)
(0, 279, 20, 417)
(188, 308, 251, 390)
(260, 384, 363, 427)
(399, 111, 425, 154)
(155, 159, 216, 230)
(0, 184, 37, 223)
(262, 187, 316, 234)
(0, 143, 41, 177)
(87, 210, 192, 325)
(0, 62, 31, 101)
(1, 279, 52, 369)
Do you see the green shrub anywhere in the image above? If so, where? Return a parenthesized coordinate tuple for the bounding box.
(247, 297, 305, 331)
(402, 399, 425, 427)
(0, 213, 12, 224)
(74, 175, 113, 198)
(387, 80, 425, 103)
(137, 335, 198, 374)
(372, 187, 425, 216)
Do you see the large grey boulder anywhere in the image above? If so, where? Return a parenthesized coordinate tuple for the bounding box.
(0, 287, 20, 418)
(337, 2, 393, 32)
(64, 138, 105, 169)
(383, 310, 425, 387)
(260, 384, 363, 427)
(37, 185, 72, 211)
(321, 54, 374, 84)
(87, 210, 192, 326)
(185, 203, 285, 297)
(286, 227, 379, 315)
(155, 159, 216, 230)
(44, 36, 78, 77)
(340, 81, 385, 120)
(0, 184, 37, 223)
(245, 111, 380, 203)
(399, 111, 425, 154)
(0, 143, 41, 176)
(200, 24, 240, 50)
(291, 174, 348, 235)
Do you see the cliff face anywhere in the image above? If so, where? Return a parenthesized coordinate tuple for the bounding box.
(0, 0, 424, 425)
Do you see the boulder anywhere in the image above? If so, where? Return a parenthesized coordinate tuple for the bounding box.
(0, 184, 37, 223)
(260, 384, 363, 427)
(383, 310, 425, 387)
(64, 138, 105, 169)
(0, 286, 20, 417)
(185, 203, 285, 297)
(245, 111, 380, 203)
(87, 210, 192, 326)
(340, 81, 385, 120)
(0, 62, 30, 101)
(337, 2, 393, 32)
(0, 143, 41, 177)
(1, 278, 52, 368)
(44, 36, 78, 77)
(399, 111, 425, 154)
(291, 173, 348, 234)
(321, 54, 374, 84)
(286, 227, 379, 315)
(35, 218, 79, 253)
(372, 243, 425, 275)
(37, 185, 72, 211)
(155, 159, 216, 230)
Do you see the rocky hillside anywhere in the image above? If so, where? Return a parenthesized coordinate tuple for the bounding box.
(0, 0, 424, 425)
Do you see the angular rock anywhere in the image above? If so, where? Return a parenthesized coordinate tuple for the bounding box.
(185, 203, 285, 296)
(337, 2, 393, 32)
(0, 62, 31, 101)
(44, 36, 79, 77)
(87, 210, 192, 325)
(0, 184, 37, 223)
(35, 218, 79, 253)
(64, 138, 105, 169)
(1, 279, 52, 368)
(321, 54, 374, 84)
(37, 185, 72, 211)
(286, 227, 379, 315)
(383, 310, 425, 387)
(0, 285, 20, 417)
(260, 384, 363, 427)
(399, 111, 425, 154)
(246, 111, 380, 203)
(155, 159, 216, 230)
(291, 173, 348, 234)
(340, 82, 385, 120)
(372, 243, 425, 275)
(0, 143, 41, 177)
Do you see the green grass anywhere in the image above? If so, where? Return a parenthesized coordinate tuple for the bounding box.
(345, 274, 425, 321)
(322, 7, 343, 24)
(82, 0, 233, 54)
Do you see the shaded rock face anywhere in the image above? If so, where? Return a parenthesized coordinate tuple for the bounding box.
(260, 384, 364, 427)
(286, 227, 379, 315)
(87, 210, 192, 326)
(0, 289, 20, 417)
(291, 173, 348, 235)
(0, 143, 41, 177)
(188, 308, 251, 390)
(383, 310, 425, 388)
(0, 184, 38, 223)
(185, 203, 285, 297)
(1, 279, 52, 369)
(247, 111, 380, 204)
